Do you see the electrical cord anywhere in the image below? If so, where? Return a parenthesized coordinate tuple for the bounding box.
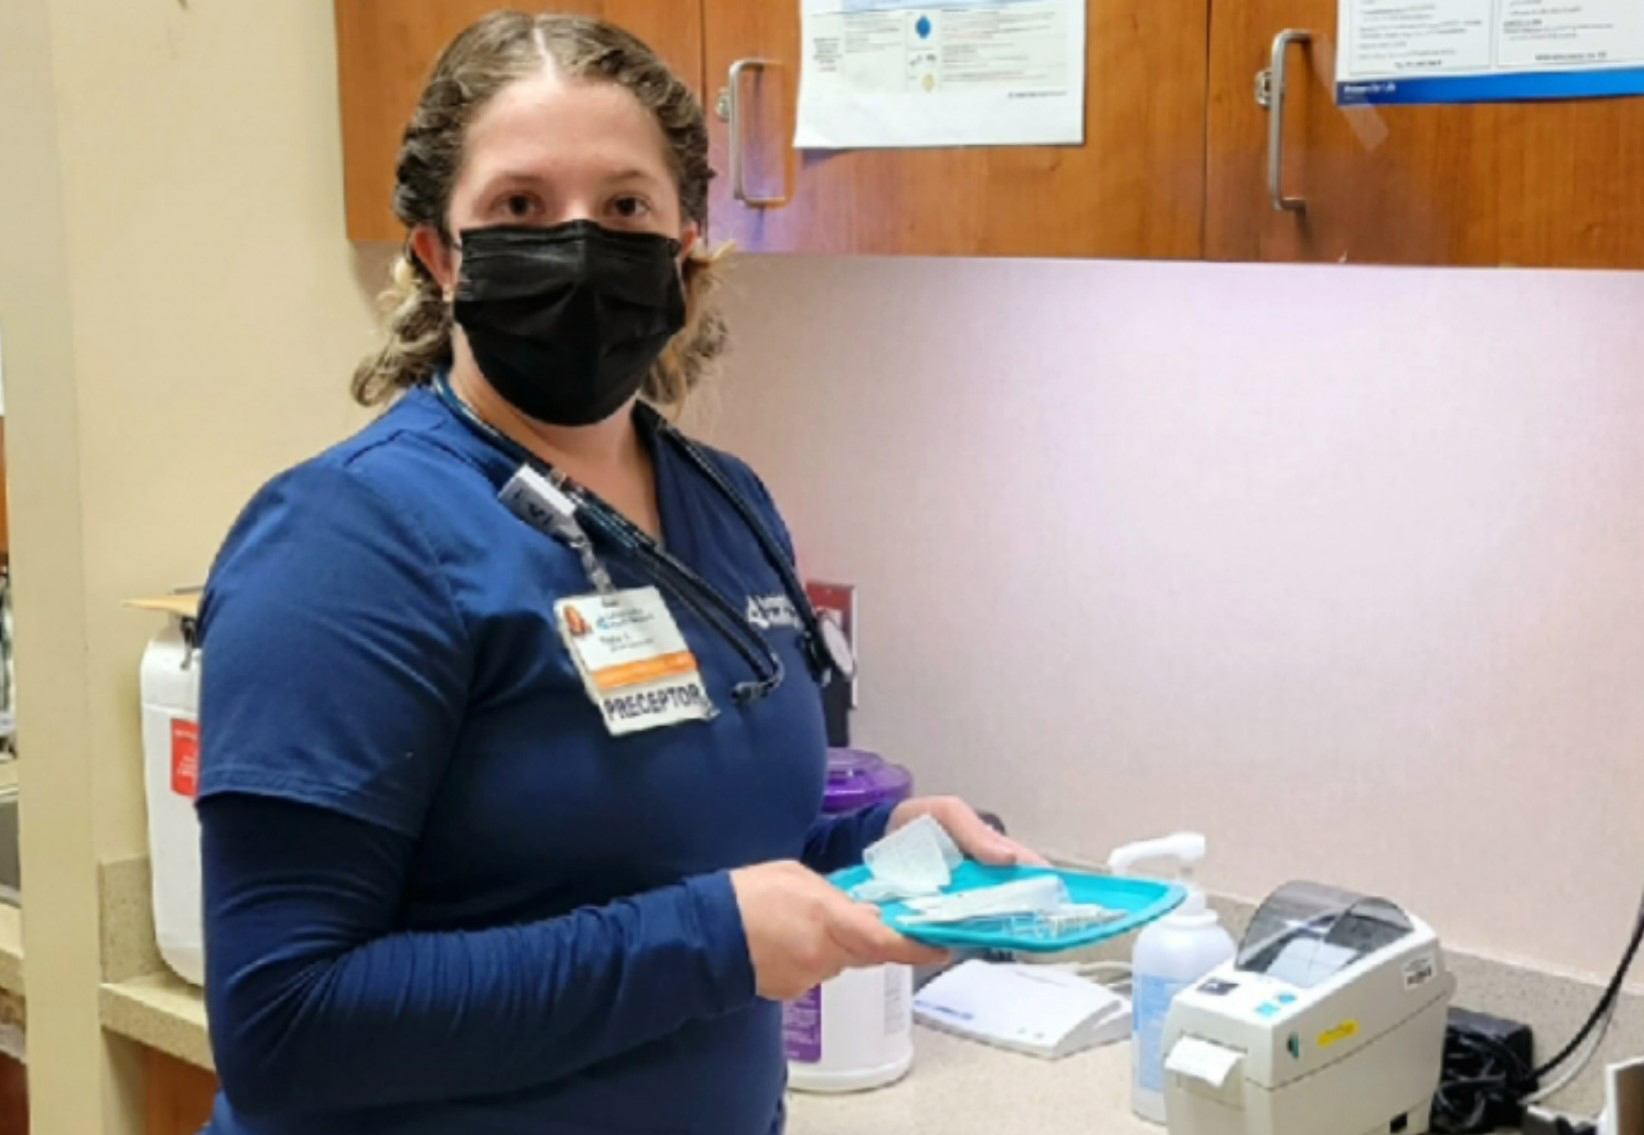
(1074, 961, 1134, 978)
(1523, 997, 1616, 1107)
(1529, 878, 1644, 1082)
(1434, 878, 1644, 1134)
(1069, 960, 1133, 992)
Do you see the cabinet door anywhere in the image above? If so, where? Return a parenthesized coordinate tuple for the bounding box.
(702, 1, 1208, 259)
(334, 2, 705, 243)
(144, 1050, 215, 1135)
(0, 1053, 24, 1134)
(1206, 0, 1644, 267)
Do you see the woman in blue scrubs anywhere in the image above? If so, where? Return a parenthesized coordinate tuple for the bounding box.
(197, 12, 1039, 1135)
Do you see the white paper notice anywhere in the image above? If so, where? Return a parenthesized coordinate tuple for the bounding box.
(795, 0, 1086, 150)
(1337, 0, 1644, 105)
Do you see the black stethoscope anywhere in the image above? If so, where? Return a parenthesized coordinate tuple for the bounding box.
(433, 374, 855, 704)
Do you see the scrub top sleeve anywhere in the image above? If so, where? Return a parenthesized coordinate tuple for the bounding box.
(201, 793, 756, 1116)
(197, 462, 471, 838)
(802, 804, 898, 875)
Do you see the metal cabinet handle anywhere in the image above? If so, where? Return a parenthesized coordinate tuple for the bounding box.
(721, 58, 789, 208)
(1255, 29, 1313, 213)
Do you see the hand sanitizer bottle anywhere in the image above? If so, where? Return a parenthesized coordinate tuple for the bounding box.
(1108, 833, 1235, 1125)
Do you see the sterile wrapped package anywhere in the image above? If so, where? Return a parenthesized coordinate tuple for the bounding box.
(899, 875, 1070, 926)
(860, 814, 961, 897)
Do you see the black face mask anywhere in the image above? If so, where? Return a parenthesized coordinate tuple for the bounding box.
(452, 220, 687, 427)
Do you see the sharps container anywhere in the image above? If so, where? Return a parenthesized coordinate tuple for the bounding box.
(134, 595, 206, 986)
(784, 748, 916, 1093)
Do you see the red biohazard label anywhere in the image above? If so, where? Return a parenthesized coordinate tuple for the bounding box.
(171, 719, 200, 799)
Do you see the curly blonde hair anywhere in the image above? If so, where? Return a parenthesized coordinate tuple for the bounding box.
(351, 11, 727, 411)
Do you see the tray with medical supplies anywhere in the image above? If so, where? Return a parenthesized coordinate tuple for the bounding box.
(831, 860, 1186, 954)
(831, 814, 1187, 952)
(835, 812, 1183, 947)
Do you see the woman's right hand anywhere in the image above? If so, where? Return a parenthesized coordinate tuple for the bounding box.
(728, 861, 948, 1001)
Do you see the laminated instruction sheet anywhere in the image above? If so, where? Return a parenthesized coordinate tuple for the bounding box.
(1337, 0, 1644, 105)
(795, 0, 1086, 149)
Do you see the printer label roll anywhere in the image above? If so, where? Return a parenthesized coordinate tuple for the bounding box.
(1166, 1036, 1243, 1090)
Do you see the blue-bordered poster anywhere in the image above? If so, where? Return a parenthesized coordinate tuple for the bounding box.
(1336, 0, 1644, 106)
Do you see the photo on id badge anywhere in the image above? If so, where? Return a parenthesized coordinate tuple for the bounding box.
(555, 588, 715, 736)
(563, 606, 592, 638)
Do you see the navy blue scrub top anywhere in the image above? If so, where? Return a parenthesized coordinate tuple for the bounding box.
(195, 383, 893, 1135)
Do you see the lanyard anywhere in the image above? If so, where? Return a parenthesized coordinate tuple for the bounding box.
(433, 376, 851, 701)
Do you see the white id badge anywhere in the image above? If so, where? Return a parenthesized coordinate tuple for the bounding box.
(555, 587, 716, 736)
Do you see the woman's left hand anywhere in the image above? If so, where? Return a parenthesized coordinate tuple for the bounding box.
(886, 797, 1051, 869)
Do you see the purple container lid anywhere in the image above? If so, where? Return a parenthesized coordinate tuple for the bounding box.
(822, 748, 913, 814)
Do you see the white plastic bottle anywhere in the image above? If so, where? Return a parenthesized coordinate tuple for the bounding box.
(1107, 833, 1235, 1125)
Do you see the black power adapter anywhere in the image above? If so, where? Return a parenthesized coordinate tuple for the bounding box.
(1449, 1007, 1535, 1074)
(1432, 1007, 1536, 1134)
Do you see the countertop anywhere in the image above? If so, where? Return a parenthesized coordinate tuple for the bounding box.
(101, 970, 212, 1071)
(98, 974, 1525, 1134)
(93, 854, 1632, 1124)
(102, 972, 1151, 1132)
(792, 1029, 1515, 1135)
(789, 1030, 1151, 1135)
(103, 979, 1166, 1135)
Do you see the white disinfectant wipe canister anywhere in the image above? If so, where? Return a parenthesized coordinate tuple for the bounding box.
(1108, 833, 1235, 1125)
(135, 595, 206, 987)
(784, 749, 916, 1093)
(783, 964, 916, 1093)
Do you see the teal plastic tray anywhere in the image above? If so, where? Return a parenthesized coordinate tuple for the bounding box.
(831, 862, 1187, 954)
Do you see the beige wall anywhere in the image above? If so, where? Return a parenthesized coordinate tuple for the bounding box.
(707, 255, 1644, 988)
(49, 0, 383, 860)
(0, 0, 110, 1128)
(2, 1, 386, 1128)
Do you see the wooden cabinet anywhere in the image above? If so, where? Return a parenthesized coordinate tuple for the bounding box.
(144, 1050, 215, 1135)
(332, 0, 1644, 267)
(333, 0, 1205, 258)
(700, 0, 1209, 258)
(1205, 0, 1644, 267)
(334, 2, 706, 243)
(0, 1054, 25, 1135)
